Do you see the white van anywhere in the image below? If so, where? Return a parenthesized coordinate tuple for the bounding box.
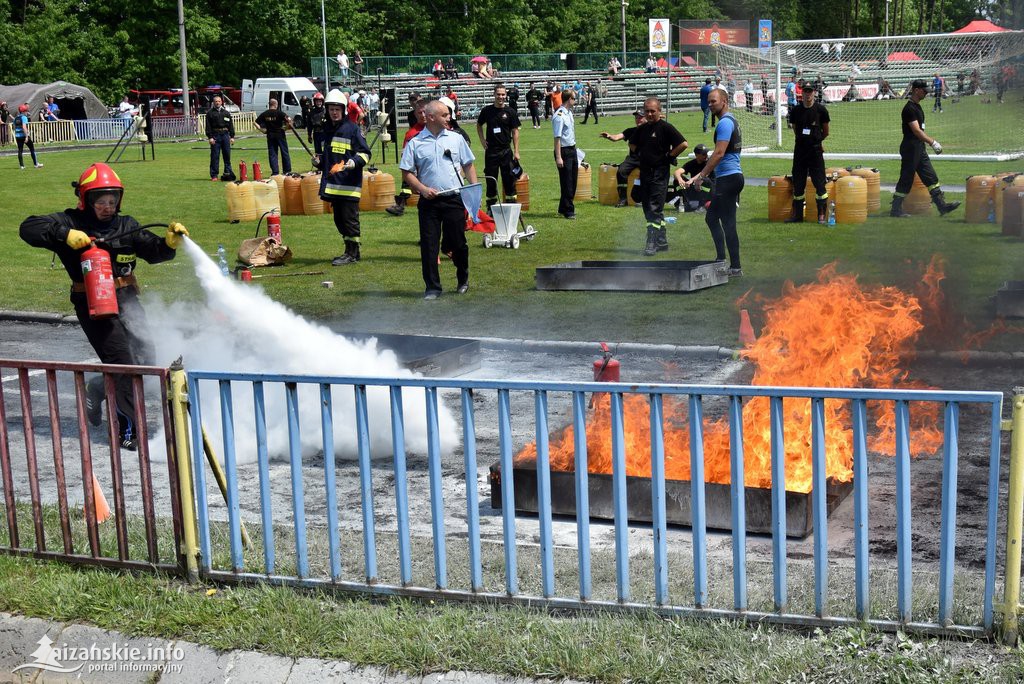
(241, 77, 319, 127)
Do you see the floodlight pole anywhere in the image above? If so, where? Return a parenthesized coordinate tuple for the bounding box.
(621, 0, 628, 68)
(321, 0, 329, 92)
(176, 0, 190, 121)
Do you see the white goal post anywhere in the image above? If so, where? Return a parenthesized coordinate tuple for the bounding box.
(712, 30, 1024, 161)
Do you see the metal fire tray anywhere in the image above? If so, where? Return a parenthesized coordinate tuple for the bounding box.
(489, 461, 852, 539)
(996, 281, 1024, 319)
(535, 260, 730, 292)
(339, 332, 481, 377)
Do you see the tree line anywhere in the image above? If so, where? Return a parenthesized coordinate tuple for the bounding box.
(0, 0, 1012, 105)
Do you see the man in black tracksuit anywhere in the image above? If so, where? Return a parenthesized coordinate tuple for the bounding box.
(629, 98, 687, 256)
(599, 110, 646, 207)
(525, 83, 543, 128)
(476, 84, 521, 210)
(785, 85, 831, 223)
(316, 90, 371, 265)
(891, 79, 959, 218)
(205, 96, 235, 180)
(308, 92, 327, 154)
(20, 163, 187, 451)
(255, 98, 292, 175)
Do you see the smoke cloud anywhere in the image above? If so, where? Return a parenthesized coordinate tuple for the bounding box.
(143, 238, 459, 463)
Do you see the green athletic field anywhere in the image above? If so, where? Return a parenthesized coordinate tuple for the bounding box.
(1, 105, 1022, 351)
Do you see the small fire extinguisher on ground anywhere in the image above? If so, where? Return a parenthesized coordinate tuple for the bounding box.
(253, 160, 262, 181)
(80, 240, 118, 319)
(593, 341, 620, 382)
(238, 160, 248, 181)
(267, 210, 282, 242)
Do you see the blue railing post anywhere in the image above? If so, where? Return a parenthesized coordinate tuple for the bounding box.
(497, 388, 518, 596)
(810, 397, 828, 618)
(534, 390, 555, 598)
(355, 385, 378, 582)
(770, 396, 787, 613)
(688, 394, 708, 609)
(572, 391, 592, 601)
(894, 400, 913, 623)
(252, 381, 275, 575)
(938, 401, 960, 625)
(852, 399, 870, 622)
(649, 393, 669, 606)
(461, 389, 483, 592)
(610, 392, 630, 603)
(728, 395, 747, 611)
(285, 382, 309, 578)
(321, 384, 342, 581)
(425, 387, 446, 589)
(389, 386, 413, 586)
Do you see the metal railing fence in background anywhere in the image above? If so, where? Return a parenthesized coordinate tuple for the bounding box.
(184, 370, 1006, 639)
(312, 52, 656, 79)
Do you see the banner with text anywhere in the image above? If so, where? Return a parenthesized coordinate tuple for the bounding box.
(677, 20, 750, 47)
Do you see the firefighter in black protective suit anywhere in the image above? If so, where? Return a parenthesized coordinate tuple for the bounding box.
(785, 84, 831, 223)
(19, 163, 189, 451)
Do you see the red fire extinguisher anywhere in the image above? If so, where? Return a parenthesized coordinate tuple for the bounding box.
(593, 342, 620, 382)
(238, 160, 248, 182)
(252, 160, 263, 181)
(267, 210, 282, 242)
(80, 241, 119, 319)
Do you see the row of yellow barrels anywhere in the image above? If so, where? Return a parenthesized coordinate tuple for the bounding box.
(964, 173, 1024, 224)
(768, 167, 879, 224)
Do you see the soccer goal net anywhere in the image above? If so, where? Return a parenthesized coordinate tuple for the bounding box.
(713, 30, 1024, 161)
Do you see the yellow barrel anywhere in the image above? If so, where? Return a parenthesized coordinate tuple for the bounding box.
(903, 175, 932, 215)
(826, 167, 850, 180)
(226, 181, 259, 223)
(965, 175, 997, 223)
(598, 164, 618, 205)
(767, 176, 793, 222)
(368, 171, 396, 211)
(359, 170, 377, 211)
(575, 165, 592, 202)
(271, 174, 289, 215)
(300, 172, 324, 215)
(835, 175, 868, 224)
(803, 179, 836, 222)
(848, 167, 881, 213)
(994, 174, 1024, 224)
(407, 191, 420, 208)
(283, 174, 304, 215)
(251, 180, 281, 218)
(516, 174, 530, 211)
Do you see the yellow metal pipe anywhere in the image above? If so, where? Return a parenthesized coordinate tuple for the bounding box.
(1002, 388, 1024, 645)
(168, 364, 200, 582)
(201, 426, 253, 549)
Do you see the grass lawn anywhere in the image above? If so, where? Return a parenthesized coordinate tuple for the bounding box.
(3, 114, 1023, 351)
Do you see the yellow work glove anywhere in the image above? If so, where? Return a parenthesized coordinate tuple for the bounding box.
(65, 229, 92, 250)
(165, 222, 189, 249)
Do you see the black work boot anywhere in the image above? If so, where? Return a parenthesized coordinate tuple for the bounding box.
(890, 196, 911, 218)
(816, 199, 828, 224)
(385, 194, 407, 216)
(642, 226, 658, 256)
(332, 241, 360, 265)
(930, 188, 961, 216)
(784, 200, 804, 223)
(615, 187, 628, 208)
(656, 226, 669, 252)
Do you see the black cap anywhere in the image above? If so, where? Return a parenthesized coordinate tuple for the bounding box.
(632, 110, 644, 118)
(694, 144, 709, 155)
(910, 79, 929, 91)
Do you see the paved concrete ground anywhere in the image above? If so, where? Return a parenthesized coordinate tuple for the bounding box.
(0, 613, 581, 684)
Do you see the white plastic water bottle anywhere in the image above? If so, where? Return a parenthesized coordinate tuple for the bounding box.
(664, 215, 677, 224)
(827, 200, 836, 226)
(217, 244, 229, 276)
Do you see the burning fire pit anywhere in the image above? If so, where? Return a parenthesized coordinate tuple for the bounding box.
(535, 260, 729, 292)
(489, 460, 852, 539)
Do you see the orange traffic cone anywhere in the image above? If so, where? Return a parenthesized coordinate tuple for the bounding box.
(87, 474, 112, 524)
(739, 309, 757, 347)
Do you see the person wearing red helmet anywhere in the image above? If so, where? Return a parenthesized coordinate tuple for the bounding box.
(19, 163, 189, 451)
(13, 103, 42, 169)
(308, 91, 327, 154)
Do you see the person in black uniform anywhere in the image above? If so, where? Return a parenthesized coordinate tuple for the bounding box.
(19, 163, 188, 450)
(891, 80, 959, 218)
(600, 109, 646, 207)
(205, 95, 234, 180)
(507, 83, 520, 113)
(476, 85, 521, 209)
(525, 82, 543, 128)
(629, 98, 687, 255)
(671, 143, 712, 212)
(255, 98, 292, 175)
(785, 85, 831, 223)
(308, 92, 327, 154)
(315, 90, 371, 265)
(581, 81, 599, 123)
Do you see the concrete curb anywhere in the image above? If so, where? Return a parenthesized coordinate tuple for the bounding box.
(0, 612, 578, 684)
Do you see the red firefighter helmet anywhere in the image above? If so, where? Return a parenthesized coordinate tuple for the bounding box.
(18, 104, 29, 113)
(74, 163, 124, 211)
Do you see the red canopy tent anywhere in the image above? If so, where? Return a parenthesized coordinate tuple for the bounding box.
(952, 20, 1006, 33)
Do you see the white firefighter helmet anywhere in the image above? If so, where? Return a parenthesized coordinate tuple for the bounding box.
(324, 89, 348, 107)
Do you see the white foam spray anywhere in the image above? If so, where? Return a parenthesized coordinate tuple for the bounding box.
(143, 238, 458, 463)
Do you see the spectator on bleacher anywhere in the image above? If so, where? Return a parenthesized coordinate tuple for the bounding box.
(743, 79, 755, 113)
(834, 43, 844, 61)
(699, 78, 713, 132)
(353, 51, 364, 78)
(608, 57, 621, 76)
(445, 59, 458, 79)
(479, 60, 493, 79)
(433, 59, 444, 79)
(526, 82, 543, 128)
(645, 56, 657, 73)
(850, 63, 862, 77)
(337, 50, 349, 83)
(471, 60, 481, 78)
(582, 82, 599, 124)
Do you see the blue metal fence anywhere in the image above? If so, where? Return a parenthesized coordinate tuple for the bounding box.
(185, 371, 1004, 637)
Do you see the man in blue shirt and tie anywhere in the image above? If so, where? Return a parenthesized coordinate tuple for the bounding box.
(401, 100, 478, 300)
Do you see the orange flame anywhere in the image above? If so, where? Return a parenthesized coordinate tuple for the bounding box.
(517, 262, 948, 493)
